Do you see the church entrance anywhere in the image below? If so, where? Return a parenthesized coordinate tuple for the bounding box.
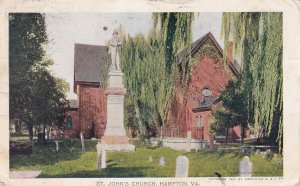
(90, 122, 96, 139)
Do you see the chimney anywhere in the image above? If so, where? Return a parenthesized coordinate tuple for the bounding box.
(225, 42, 233, 63)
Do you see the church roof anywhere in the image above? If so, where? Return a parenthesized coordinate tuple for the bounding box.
(73, 32, 239, 93)
(178, 32, 240, 77)
(74, 43, 110, 92)
(191, 32, 223, 55)
(192, 96, 220, 112)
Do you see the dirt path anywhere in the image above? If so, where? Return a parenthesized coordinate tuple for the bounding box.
(9, 171, 42, 179)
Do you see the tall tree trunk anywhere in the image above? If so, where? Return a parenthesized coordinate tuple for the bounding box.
(241, 125, 245, 144)
(37, 124, 46, 145)
(46, 126, 50, 140)
(42, 124, 46, 145)
(225, 127, 229, 145)
(256, 127, 264, 144)
(28, 124, 33, 142)
(16, 119, 22, 134)
(135, 102, 144, 138)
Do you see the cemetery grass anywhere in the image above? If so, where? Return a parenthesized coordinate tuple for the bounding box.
(10, 138, 283, 177)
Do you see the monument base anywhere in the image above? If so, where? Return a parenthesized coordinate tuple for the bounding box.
(101, 136, 135, 151)
(102, 144, 135, 152)
(101, 136, 129, 144)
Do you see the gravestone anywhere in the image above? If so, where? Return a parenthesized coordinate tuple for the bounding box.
(186, 131, 192, 152)
(159, 156, 165, 166)
(80, 132, 85, 152)
(96, 142, 102, 170)
(148, 156, 153, 162)
(45, 130, 48, 140)
(239, 156, 252, 177)
(101, 148, 106, 168)
(55, 141, 59, 151)
(175, 156, 189, 177)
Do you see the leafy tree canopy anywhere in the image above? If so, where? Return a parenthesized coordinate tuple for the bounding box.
(221, 12, 283, 149)
(9, 13, 69, 141)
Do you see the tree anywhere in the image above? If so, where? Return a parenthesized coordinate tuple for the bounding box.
(221, 13, 283, 150)
(120, 13, 194, 138)
(210, 107, 233, 144)
(30, 68, 69, 142)
(9, 13, 69, 142)
(211, 80, 248, 144)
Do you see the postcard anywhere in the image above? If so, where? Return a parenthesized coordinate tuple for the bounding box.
(0, 0, 300, 186)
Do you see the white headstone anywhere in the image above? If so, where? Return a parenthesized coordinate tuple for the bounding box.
(148, 156, 153, 162)
(96, 142, 102, 170)
(45, 130, 48, 140)
(101, 147, 106, 168)
(159, 156, 165, 166)
(55, 141, 59, 151)
(80, 132, 85, 152)
(186, 131, 192, 152)
(239, 156, 252, 177)
(175, 156, 189, 177)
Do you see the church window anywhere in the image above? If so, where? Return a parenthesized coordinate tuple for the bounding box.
(199, 116, 203, 127)
(66, 116, 73, 129)
(202, 88, 211, 97)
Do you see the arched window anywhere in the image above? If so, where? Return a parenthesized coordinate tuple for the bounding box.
(66, 116, 73, 129)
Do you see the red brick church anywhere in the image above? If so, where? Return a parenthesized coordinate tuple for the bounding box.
(66, 44, 110, 138)
(164, 32, 249, 141)
(65, 32, 249, 140)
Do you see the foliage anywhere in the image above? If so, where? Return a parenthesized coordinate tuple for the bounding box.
(10, 138, 282, 177)
(178, 38, 224, 85)
(9, 13, 69, 141)
(211, 80, 248, 143)
(217, 146, 226, 156)
(221, 13, 283, 150)
(121, 13, 194, 137)
(210, 106, 232, 137)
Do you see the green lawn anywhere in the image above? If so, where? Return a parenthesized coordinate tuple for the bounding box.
(10, 138, 283, 177)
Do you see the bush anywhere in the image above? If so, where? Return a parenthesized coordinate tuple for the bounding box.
(217, 147, 226, 156)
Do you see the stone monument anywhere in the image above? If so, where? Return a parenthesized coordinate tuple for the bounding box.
(175, 155, 189, 177)
(96, 142, 102, 170)
(239, 156, 252, 177)
(159, 156, 165, 166)
(101, 29, 135, 152)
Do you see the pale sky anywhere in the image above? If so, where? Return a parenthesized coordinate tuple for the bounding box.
(45, 13, 223, 100)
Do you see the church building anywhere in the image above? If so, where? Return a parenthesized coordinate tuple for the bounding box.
(66, 44, 110, 138)
(165, 32, 249, 141)
(66, 32, 249, 141)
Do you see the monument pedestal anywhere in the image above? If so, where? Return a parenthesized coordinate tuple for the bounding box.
(101, 70, 135, 151)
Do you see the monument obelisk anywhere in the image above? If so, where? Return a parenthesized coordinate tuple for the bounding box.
(101, 29, 135, 151)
